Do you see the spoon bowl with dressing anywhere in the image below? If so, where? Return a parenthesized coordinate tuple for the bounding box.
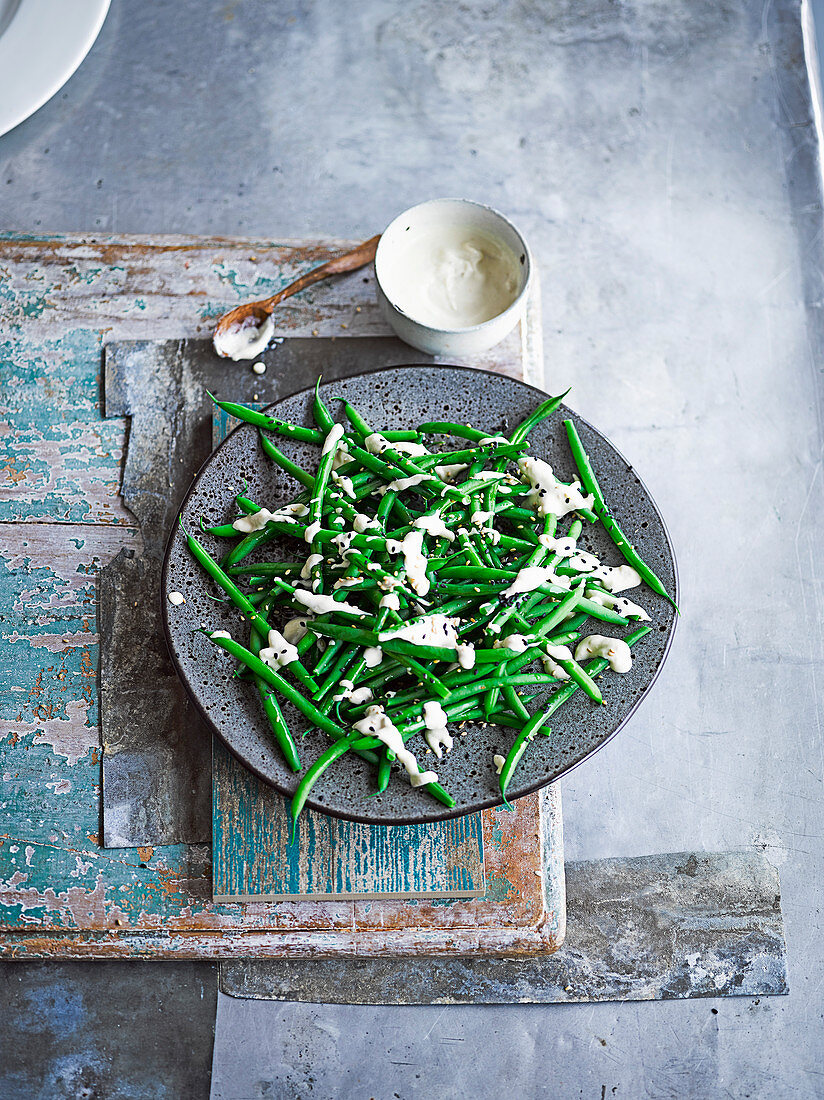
(374, 199, 532, 357)
(213, 235, 381, 361)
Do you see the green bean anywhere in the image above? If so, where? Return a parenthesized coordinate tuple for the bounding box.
(250, 626, 301, 772)
(258, 429, 315, 489)
(498, 625, 652, 797)
(313, 378, 336, 432)
(290, 738, 353, 830)
(509, 388, 570, 445)
(208, 393, 323, 443)
(206, 631, 343, 737)
(376, 752, 392, 794)
(564, 419, 678, 611)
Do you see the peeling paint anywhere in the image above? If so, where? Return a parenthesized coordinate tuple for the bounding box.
(1, 697, 97, 766)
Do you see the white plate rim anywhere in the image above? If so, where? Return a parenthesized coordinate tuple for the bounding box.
(0, 0, 111, 138)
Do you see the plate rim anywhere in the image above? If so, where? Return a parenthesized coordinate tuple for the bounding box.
(0, 0, 111, 138)
(162, 363, 680, 825)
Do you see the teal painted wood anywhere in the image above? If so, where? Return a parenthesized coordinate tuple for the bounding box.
(210, 409, 486, 900)
(213, 740, 484, 900)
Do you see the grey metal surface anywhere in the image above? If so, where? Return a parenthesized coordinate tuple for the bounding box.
(165, 365, 677, 824)
(102, 337, 434, 846)
(2, 0, 823, 1095)
(221, 849, 786, 1004)
(0, 961, 217, 1100)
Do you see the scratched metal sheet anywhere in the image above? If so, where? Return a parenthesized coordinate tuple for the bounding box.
(219, 849, 787, 1004)
(101, 336, 436, 847)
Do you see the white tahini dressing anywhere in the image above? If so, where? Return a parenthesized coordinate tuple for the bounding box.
(538, 534, 577, 557)
(168, 591, 185, 605)
(300, 553, 324, 580)
(395, 529, 431, 596)
(383, 226, 521, 329)
(379, 614, 476, 668)
(493, 753, 506, 775)
(353, 512, 381, 534)
(233, 502, 308, 533)
(588, 564, 642, 593)
(456, 643, 476, 669)
(333, 680, 373, 705)
(332, 531, 358, 559)
(413, 511, 455, 542)
(435, 462, 468, 483)
(210, 630, 232, 641)
(321, 423, 345, 455)
(214, 314, 275, 361)
(365, 432, 429, 458)
(542, 644, 573, 680)
(293, 590, 366, 618)
(379, 473, 431, 494)
(333, 576, 361, 590)
(575, 635, 633, 673)
(518, 456, 594, 519)
(422, 700, 453, 758)
(353, 706, 438, 788)
(362, 646, 383, 668)
(503, 565, 571, 598)
(331, 446, 354, 470)
(380, 613, 459, 649)
(331, 472, 356, 499)
(283, 617, 309, 644)
(470, 509, 493, 526)
(259, 628, 299, 670)
(586, 589, 651, 622)
(567, 550, 600, 572)
(493, 633, 531, 653)
(379, 592, 401, 611)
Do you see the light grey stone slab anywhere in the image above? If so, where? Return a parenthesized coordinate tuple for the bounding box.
(220, 849, 787, 1005)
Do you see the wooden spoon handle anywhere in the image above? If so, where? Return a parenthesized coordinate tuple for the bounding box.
(266, 234, 380, 312)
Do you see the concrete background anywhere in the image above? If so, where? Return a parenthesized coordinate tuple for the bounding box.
(2, 1, 824, 1096)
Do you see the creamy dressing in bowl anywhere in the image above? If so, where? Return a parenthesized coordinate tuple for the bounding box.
(382, 225, 520, 329)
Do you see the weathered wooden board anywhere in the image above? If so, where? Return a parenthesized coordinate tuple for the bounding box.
(0, 791, 562, 958)
(0, 234, 562, 958)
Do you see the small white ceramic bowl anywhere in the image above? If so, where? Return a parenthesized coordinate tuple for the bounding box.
(374, 198, 532, 357)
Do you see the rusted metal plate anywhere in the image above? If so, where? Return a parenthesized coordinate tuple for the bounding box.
(100, 335, 442, 846)
(219, 849, 786, 1003)
(207, 407, 486, 903)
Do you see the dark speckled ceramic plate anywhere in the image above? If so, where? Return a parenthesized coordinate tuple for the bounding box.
(162, 366, 678, 825)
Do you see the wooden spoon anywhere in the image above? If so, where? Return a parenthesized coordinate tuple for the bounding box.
(212, 234, 381, 359)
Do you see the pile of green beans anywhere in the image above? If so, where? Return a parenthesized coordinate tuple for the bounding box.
(182, 382, 674, 827)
